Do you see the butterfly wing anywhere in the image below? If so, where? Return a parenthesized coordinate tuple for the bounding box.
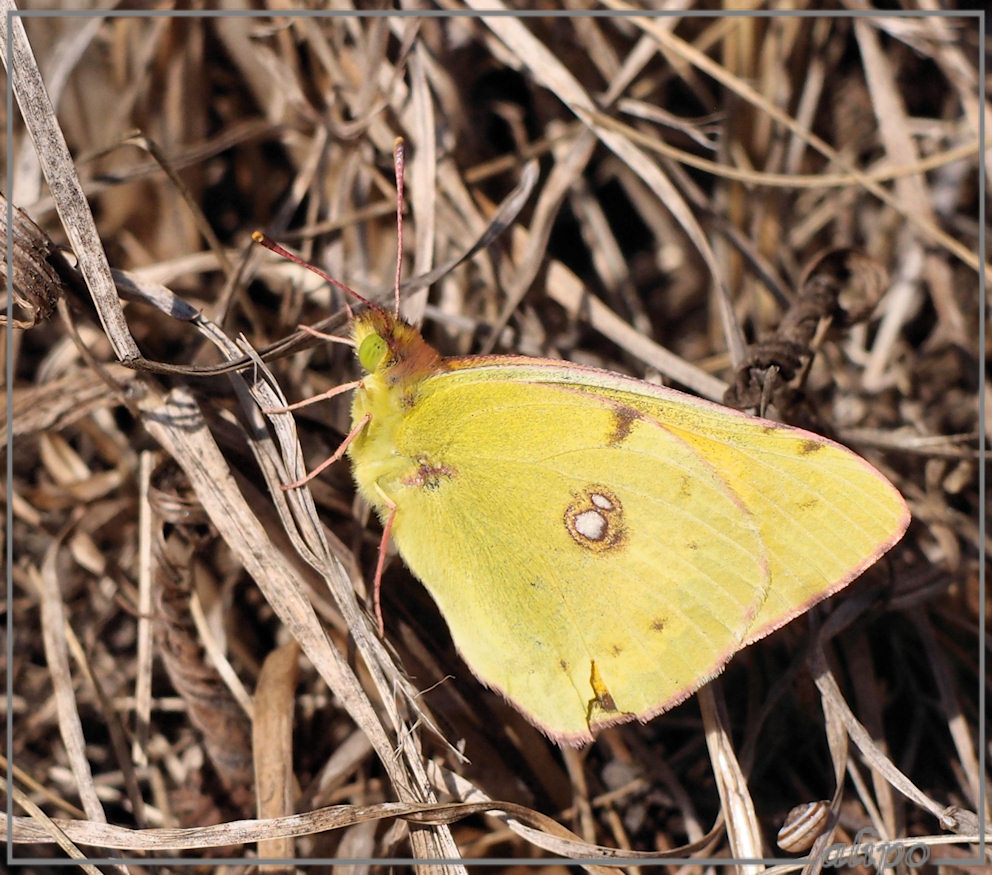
(350, 356, 908, 744)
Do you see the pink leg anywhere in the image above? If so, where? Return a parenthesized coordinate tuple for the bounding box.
(282, 411, 370, 488)
(265, 379, 360, 414)
(372, 492, 398, 637)
(297, 324, 352, 344)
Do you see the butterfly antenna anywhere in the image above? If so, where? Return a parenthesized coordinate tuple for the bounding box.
(251, 231, 379, 316)
(392, 137, 405, 318)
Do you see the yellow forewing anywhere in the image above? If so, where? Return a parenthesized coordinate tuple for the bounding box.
(347, 316, 909, 745)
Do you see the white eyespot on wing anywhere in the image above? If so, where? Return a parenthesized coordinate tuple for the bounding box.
(564, 485, 625, 553)
(573, 509, 608, 541)
(590, 492, 615, 511)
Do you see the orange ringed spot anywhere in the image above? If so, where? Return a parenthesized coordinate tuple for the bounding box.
(564, 485, 625, 552)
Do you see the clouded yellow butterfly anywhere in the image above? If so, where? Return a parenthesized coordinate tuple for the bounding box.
(345, 306, 908, 744)
(257, 146, 908, 746)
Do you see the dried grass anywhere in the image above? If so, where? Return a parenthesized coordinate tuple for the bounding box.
(2, 6, 986, 872)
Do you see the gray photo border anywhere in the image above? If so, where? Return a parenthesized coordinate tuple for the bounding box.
(5, 4, 986, 868)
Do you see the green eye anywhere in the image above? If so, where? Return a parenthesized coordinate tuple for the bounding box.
(358, 333, 389, 372)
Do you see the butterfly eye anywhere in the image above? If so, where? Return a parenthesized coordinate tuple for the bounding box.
(358, 333, 389, 373)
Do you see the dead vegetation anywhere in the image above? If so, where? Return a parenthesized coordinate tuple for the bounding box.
(2, 5, 987, 872)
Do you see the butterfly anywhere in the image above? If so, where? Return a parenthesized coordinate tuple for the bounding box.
(340, 304, 908, 744)
(256, 150, 908, 746)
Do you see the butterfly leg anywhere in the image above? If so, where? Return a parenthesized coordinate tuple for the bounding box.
(282, 411, 371, 489)
(296, 323, 354, 345)
(263, 379, 360, 414)
(370, 483, 397, 637)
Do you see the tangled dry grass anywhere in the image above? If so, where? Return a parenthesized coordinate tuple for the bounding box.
(2, 5, 986, 872)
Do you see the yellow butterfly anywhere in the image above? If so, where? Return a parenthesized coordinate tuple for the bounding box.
(255, 140, 907, 745)
(343, 305, 909, 745)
